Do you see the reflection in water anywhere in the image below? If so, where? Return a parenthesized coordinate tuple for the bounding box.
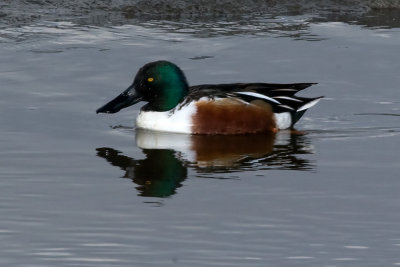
(190, 132, 314, 173)
(96, 130, 315, 198)
(96, 148, 187, 198)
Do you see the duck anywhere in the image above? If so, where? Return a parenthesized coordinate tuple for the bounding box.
(96, 60, 323, 135)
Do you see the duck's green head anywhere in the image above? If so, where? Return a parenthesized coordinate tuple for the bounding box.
(96, 60, 189, 113)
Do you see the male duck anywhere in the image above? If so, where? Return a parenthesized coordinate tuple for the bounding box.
(97, 60, 322, 135)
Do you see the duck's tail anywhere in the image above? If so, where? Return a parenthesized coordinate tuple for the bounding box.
(291, 96, 324, 126)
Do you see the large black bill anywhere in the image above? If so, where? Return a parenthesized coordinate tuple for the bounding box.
(96, 85, 142, 114)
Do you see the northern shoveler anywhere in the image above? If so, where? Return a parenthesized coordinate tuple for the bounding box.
(96, 60, 323, 134)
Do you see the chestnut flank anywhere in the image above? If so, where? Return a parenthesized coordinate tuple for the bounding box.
(192, 98, 276, 135)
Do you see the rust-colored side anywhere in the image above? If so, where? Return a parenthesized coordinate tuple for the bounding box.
(192, 98, 276, 135)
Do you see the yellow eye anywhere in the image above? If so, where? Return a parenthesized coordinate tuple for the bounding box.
(147, 77, 154, 82)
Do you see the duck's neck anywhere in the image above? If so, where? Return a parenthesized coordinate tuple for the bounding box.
(147, 66, 189, 112)
(155, 85, 188, 111)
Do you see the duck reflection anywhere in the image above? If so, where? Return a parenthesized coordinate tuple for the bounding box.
(96, 129, 315, 198)
(96, 147, 187, 198)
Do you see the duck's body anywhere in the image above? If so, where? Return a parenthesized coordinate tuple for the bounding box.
(97, 61, 322, 135)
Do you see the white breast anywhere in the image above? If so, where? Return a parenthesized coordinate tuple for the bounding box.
(136, 102, 197, 134)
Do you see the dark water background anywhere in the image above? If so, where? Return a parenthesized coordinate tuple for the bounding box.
(1, 1, 400, 266)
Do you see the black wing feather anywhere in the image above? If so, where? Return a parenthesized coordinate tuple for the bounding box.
(190, 83, 316, 95)
(186, 82, 320, 113)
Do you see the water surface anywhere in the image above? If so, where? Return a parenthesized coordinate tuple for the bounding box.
(1, 2, 400, 266)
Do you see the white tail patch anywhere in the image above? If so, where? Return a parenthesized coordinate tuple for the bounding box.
(297, 98, 322, 112)
(273, 96, 303, 102)
(274, 112, 292, 129)
(236, 91, 281, 104)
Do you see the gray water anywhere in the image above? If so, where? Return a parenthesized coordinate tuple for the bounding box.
(1, 1, 400, 266)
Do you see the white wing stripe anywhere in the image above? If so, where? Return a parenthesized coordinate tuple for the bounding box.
(278, 104, 295, 111)
(236, 92, 281, 104)
(297, 98, 322, 112)
(274, 96, 303, 102)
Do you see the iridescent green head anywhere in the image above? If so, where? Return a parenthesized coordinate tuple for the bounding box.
(96, 61, 189, 113)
